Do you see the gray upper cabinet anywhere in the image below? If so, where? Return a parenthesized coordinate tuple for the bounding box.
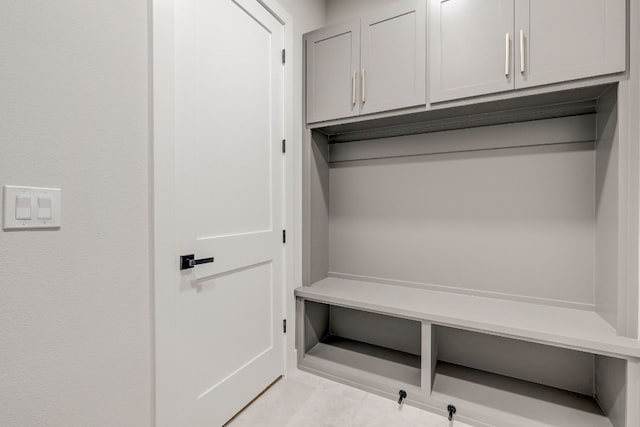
(308, 0, 627, 120)
(360, 0, 426, 115)
(306, 20, 360, 124)
(305, 0, 426, 124)
(429, 0, 515, 103)
(515, 0, 626, 89)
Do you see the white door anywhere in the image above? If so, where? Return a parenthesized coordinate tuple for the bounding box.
(170, 0, 285, 425)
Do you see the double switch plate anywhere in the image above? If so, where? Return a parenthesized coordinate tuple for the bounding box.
(3, 185, 62, 230)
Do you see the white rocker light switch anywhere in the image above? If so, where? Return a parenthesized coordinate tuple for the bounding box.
(38, 196, 52, 219)
(15, 195, 32, 220)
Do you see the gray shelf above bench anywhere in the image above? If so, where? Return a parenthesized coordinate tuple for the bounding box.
(311, 84, 610, 143)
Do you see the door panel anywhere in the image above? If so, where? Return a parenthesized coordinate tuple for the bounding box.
(515, 0, 626, 88)
(192, 0, 272, 238)
(306, 20, 360, 123)
(187, 263, 273, 395)
(174, 0, 284, 425)
(429, 0, 514, 102)
(360, 0, 426, 115)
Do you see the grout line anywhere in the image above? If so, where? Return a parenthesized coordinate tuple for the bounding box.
(223, 375, 284, 426)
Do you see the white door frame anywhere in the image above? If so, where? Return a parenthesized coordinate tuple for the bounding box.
(151, 1, 296, 425)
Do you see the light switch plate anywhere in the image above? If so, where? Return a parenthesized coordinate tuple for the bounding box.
(3, 185, 62, 230)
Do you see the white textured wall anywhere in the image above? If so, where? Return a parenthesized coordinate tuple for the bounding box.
(326, 0, 397, 23)
(0, 1, 151, 426)
(279, 0, 326, 139)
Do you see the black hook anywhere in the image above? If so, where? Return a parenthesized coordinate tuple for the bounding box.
(447, 404, 457, 421)
(397, 389, 407, 406)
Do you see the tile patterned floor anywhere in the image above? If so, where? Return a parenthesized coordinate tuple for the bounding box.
(227, 370, 473, 427)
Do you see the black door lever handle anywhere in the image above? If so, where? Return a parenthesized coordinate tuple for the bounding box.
(180, 254, 215, 270)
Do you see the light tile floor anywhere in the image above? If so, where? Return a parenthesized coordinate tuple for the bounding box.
(227, 370, 473, 427)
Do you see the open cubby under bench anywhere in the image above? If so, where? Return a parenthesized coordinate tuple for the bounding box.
(295, 277, 640, 427)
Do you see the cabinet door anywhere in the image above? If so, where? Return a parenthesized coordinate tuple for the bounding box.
(515, 0, 626, 89)
(429, 0, 514, 103)
(360, 0, 426, 115)
(306, 21, 360, 124)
